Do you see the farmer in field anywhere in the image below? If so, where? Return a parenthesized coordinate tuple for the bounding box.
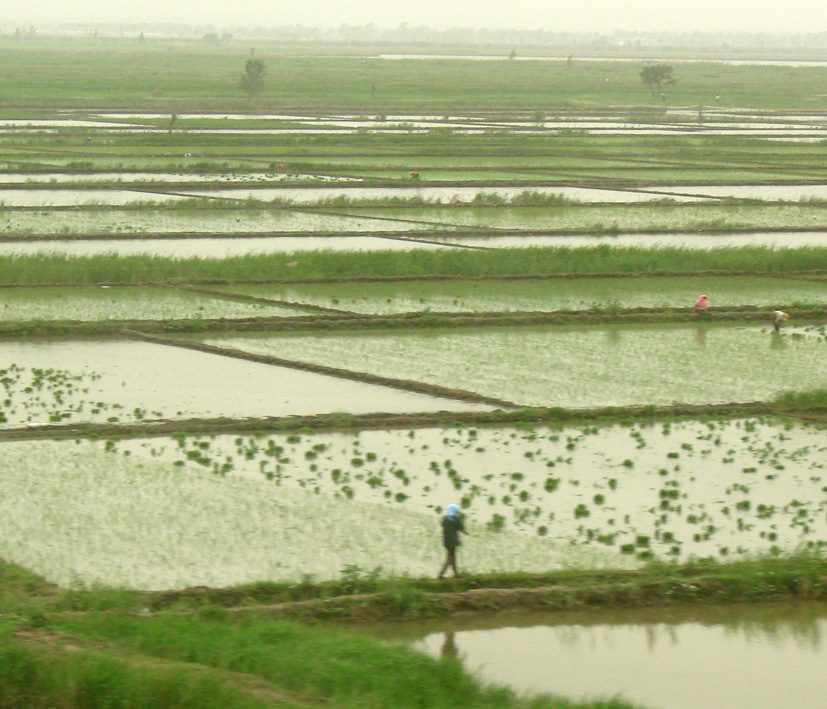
(438, 504, 467, 579)
(772, 310, 789, 332)
(693, 294, 708, 314)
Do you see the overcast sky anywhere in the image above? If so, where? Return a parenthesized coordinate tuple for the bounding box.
(5, 0, 827, 35)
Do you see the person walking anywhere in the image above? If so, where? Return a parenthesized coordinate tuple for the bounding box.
(438, 504, 467, 579)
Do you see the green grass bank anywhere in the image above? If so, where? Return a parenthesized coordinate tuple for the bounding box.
(3, 246, 827, 285)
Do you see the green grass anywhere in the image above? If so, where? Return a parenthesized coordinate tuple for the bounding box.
(1, 42, 827, 111)
(1, 246, 826, 285)
(0, 637, 272, 709)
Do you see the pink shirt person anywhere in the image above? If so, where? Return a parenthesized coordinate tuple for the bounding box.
(693, 294, 708, 312)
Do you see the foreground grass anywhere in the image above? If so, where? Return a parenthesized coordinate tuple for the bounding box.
(2, 246, 827, 285)
(4, 555, 827, 709)
(0, 563, 643, 709)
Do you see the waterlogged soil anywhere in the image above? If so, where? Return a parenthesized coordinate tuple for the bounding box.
(5, 202, 827, 239)
(658, 184, 827, 201)
(189, 185, 697, 205)
(0, 285, 303, 321)
(0, 439, 608, 589)
(0, 207, 415, 238)
(213, 276, 827, 314)
(368, 601, 827, 709)
(427, 231, 827, 250)
(0, 236, 453, 258)
(0, 339, 487, 424)
(0, 188, 190, 207)
(196, 321, 827, 408)
(104, 416, 827, 565)
(348, 203, 827, 232)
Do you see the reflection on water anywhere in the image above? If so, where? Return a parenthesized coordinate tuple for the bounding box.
(365, 602, 827, 709)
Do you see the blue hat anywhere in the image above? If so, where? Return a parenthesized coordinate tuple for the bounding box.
(446, 504, 460, 517)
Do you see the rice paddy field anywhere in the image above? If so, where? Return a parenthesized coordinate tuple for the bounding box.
(2, 39, 827, 709)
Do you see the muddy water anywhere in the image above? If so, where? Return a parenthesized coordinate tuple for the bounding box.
(658, 185, 827, 201)
(216, 275, 827, 314)
(365, 601, 827, 709)
(0, 189, 189, 206)
(3, 231, 825, 258)
(0, 339, 488, 423)
(0, 236, 454, 258)
(429, 230, 827, 249)
(0, 185, 697, 207)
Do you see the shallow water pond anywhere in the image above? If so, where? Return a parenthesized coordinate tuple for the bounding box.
(214, 276, 827, 314)
(197, 321, 827, 408)
(0, 285, 301, 321)
(110, 417, 827, 564)
(0, 339, 486, 424)
(365, 601, 827, 709)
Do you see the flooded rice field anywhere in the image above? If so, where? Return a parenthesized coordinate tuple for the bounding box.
(214, 276, 827, 314)
(1, 415, 825, 588)
(3, 231, 826, 258)
(106, 416, 827, 564)
(0, 188, 192, 207)
(658, 184, 827, 201)
(4, 202, 827, 240)
(368, 601, 827, 709)
(0, 285, 302, 321)
(187, 185, 701, 205)
(0, 207, 419, 237)
(8, 110, 827, 140)
(197, 322, 827, 408)
(0, 339, 486, 424)
(0, 437, 608, 589)
(0, 235, 453, 258)
(0, 184, 704, 208)
(426, 231, 827, 250)
(0, 171, 356, 185)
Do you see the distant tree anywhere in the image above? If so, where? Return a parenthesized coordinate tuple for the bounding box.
(203, 32, 220, 45)
(640, 63, 676, 95)
(508, 49, 516, 60)
(240, 57, 266, 98)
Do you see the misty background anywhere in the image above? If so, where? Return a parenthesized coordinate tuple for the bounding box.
(3, 0, 827, 43)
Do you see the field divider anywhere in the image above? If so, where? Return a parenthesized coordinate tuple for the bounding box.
(121, 328, 521, 409)
(174, 284, 357, 315)
(0, 401, 818, 443)
(121, 186, 489, 232)
(0, 305, 824, 340)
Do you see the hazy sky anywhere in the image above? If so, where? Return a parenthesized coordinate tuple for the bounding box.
(6, 0, 827, 35)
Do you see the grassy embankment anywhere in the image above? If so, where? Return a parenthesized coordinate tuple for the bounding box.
(0, 559, 647, 709)
(3, 554, 827, 708)
(1, 246, 826, 286)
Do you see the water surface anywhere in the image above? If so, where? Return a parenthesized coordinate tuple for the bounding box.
(365, 602, 827, 709)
